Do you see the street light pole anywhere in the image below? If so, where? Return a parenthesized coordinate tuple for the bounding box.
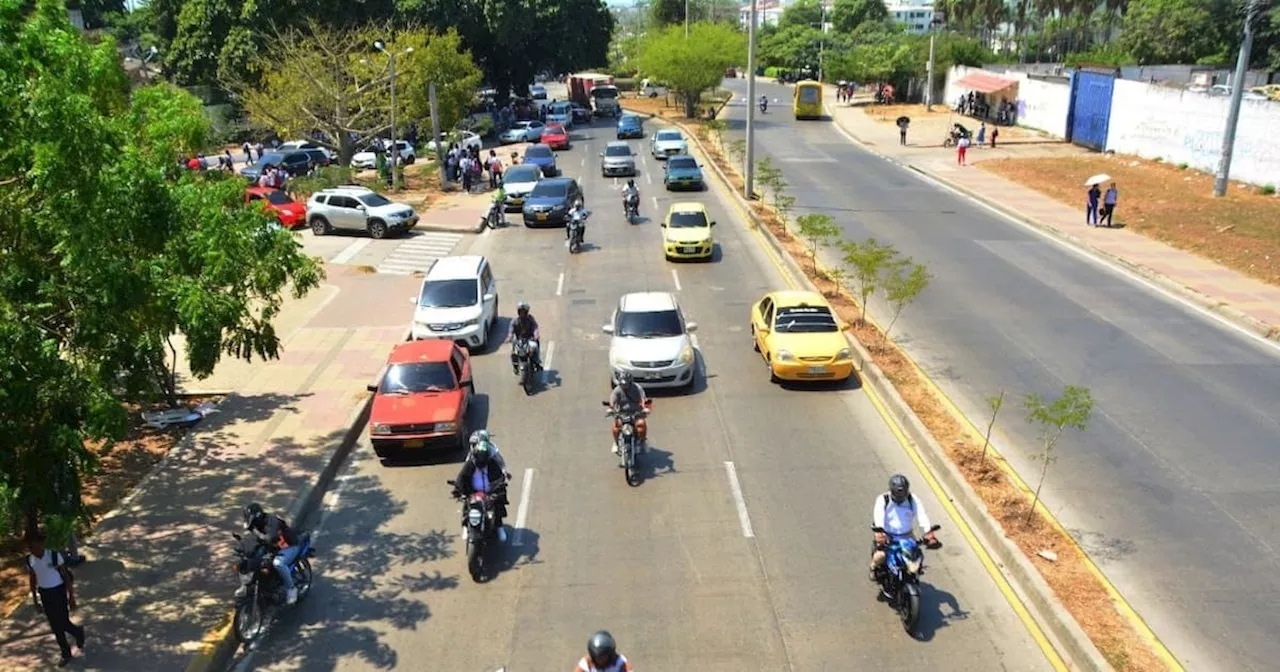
(375, 41, 414, 190)
(685, 0, 690, 37)
(819, 4, 827, 83)
(745, 0, 758, 200)
(1213, 0, 1265, 197)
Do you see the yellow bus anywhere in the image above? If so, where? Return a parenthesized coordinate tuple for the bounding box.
(793, 80, 823, 120)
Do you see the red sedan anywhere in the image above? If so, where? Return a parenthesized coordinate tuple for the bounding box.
(542, 123, 570, 150)
(366, 340, 474, 460)
(245, 187, 307, 228)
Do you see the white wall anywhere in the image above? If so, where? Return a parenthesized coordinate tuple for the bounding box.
(1106, 79, 1280, 187)
(944, 65, 1071, 138)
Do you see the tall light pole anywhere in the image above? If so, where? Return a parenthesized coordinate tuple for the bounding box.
(374, 40, 414, 190)
(685, 0, 690, 36)
(745, 0, 758, 200)
(1213, 0, 1267, 197)
(818, 3, 828, 83)
(925, 13, 943, 111)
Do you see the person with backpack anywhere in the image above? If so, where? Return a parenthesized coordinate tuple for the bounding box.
(869, 474, 938, 582)
(25, 529, 86, 667)
(486, 150, 504, 189)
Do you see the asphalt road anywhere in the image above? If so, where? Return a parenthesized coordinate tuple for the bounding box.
(235, 113, 1054, 671)
(725, 78, 1280, 670)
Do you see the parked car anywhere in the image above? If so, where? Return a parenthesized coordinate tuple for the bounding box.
(750, 290, 854, 383)
(616, 114, 644, 139)
(425, 130, 483, 154)
(530, 84, 548, 100)
(244, 187, 307, 228)
(366, 339, 474, 460)
(306, 185, 418, 239)
(542, 123, 570, 150)
(350, 141, 415, 170)
(650, 129, 688, 159)
(501, 164, 542, 212)
(409, 255, 499, 349)
(522, 143, 559, 177)
(600, 141, 637, 177)
(300, 148, 331, 168)
(500, 120, 546, 144)
(522, 176, 584, 227)
(663, 155, 704, 191)
(602, 291, 698, 390)
(241, 150, 314, 182)
(278, 140, 336, 161)
(661, 201, 715, 261)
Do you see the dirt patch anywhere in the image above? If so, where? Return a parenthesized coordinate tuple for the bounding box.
(980, 155, 1280, 286)
(688, 126, 1164, 670)
(0, 398, 219, 619)
(623, 90, 730, 121)
(863, 103, 1043, 143)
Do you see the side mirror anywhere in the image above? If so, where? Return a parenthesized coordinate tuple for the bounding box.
(408, 296, 418, 304)
(483, 293, 495, 302)
(710, 221, 717, 226)
(446, 479, 457, 487)
(601, 324, 614, 334)
(598, 152, 603, 157)
(366, 382, 378, 393)
(930, 524, 942, 532)
(686, 321, 698, 333)
(757, 327, 770, 335)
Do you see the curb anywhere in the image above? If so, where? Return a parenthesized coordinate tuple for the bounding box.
(668, 114, 1110, 671)
(182, 393, 375, 672)
(416, 220, 486, 234)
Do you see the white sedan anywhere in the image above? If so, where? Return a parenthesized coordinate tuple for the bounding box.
(350, 141, 415, 170)
(424, 130, 483, 155)
(602, 291, 698, 390)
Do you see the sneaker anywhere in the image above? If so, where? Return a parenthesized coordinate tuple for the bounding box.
(58, 656, 71, 668)
(611, 443, 619, 455)
(286, 587, 298, 605)
(497, 528, 508, 543)
(75, 631, 85, 651)
(234, 585, 248, 598)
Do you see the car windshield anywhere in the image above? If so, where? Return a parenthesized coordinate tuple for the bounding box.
(545, 125, 564, 134)
(668, 211, 708, 228)
(774, 306, 839, 333)
(605, 145, 631, 157)
(513, 122, 531, 130)
(526, 146, 552, 158)
(530, 181, 568, 198)
(379, 362, 457, 394)
(551, 103, 571, 113)
(668, 157, 697, 170)
(418, 279, 478, 308)
(592, 88, 619, 100)
(505, 165, 541, 183)
(255, 152, 284, 166)
(265, 191, 293, 205)
(798, 86, 820, 104)
(657, 131, 682, 142)
(617, 309, 683, 338)
(358, 194, 393, 207)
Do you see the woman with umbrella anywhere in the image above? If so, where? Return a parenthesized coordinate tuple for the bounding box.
(1084, 173, 1109, 226)
(896, 116, 910, 145)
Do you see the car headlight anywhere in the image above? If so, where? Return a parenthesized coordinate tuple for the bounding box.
(836, 348, 851, 360)
(776, 350, 795, 362)
(552, 204, 566, 212)
(611, 353, 628, 368)
(678, 346, 695, 365)
(461, 318, 479, 327)
(435, 422, 457, 432)
(372, 423, 390, 434)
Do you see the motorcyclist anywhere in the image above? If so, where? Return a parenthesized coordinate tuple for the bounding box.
(469, 429, 511, 479)
(506, 301, 542, 373)
(759, 95, 768, 112)
(566, 200, 588, 244)
(575, 630, 632, 672)
(453, 441, 509, 543)
(242, 503, 302, 604)
(621, 179, 639, 216)
(489, 185, 506, 225)
(869, 474, 938, 582)
(607, 371, 648, 455)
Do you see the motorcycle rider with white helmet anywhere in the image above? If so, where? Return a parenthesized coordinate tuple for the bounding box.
(869, 474, 938, 582)
(566, 200, 589, 245)
(621, 179, 639, 217)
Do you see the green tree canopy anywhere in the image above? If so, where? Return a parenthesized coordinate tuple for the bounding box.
(779, 0, 825, 29)
(637, 21, 745, 117)
(0, 0, 323, 539)
(830, 0, 888, 33)
(650, 0, 688, 26)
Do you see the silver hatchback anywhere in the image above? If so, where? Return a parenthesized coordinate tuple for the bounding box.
(600, 141, 637, 177)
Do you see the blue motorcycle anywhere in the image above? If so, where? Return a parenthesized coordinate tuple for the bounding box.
(872, 524, 940, 634)
(230, 531, 315, 645)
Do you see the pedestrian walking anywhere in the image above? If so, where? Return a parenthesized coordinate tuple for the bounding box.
(1102, 182, 1118, 227)
(1086, 184, 1101, 226)
(255, 141, 265, 159)
(25, 530, 85, 667)
(976, 122, 986, 147)
(896, 117, 909, 145)
(990, 127, 999, 148)
(957, 135, 969, 165)
(460, 154, 474, 192)
(486, 150, 503, 189)
(242, 141, 253, 162)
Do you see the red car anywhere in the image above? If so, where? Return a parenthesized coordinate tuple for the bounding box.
(542, 123, 570, 150)
(366, 340, 474, 460)
(245, 187, 307, 228)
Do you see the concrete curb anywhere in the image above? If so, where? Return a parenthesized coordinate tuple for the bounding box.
(416, 219, 486, 235)
(182, 393, 375, 672)
(668, 114, 1110, 671)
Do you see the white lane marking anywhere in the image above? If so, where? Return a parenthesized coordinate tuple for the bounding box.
(512, 468, 535, 546)
(724, 461, 755, 538)
(645, 171, 653, 185)
(613, 177, 618, 187)
(580, 157, 586, 166)
(541, 341, 555, 383)
(671, 269, 682, 291)
(556, 272, 565, 296)
(651, 195, 659, 210)
(825, 114, 1280, 356)
(329, 239, 370, 264)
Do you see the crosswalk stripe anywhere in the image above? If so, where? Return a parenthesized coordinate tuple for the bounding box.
(373, 232, 464, 275)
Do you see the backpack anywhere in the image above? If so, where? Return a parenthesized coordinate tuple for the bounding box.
(883, 493, 914, 515)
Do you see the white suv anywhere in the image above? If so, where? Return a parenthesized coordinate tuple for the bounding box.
(307, 186, 419, 239)
(409, 255, 499, 349)
(602, 292, 698, 390)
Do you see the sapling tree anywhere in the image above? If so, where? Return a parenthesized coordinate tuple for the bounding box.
(823, 266, 848, 297)
(840, 238, 899, 326)
(704, 118, 726, 148)
(1022, 385, 1094, 524)
(880, 257, 931, 345)
(754, 156, 784, 204)
(796, 213, 840, 272)
(727, 138, 746, 165)
(774, 194, 796, 226)
(981, 390, 1006, 464)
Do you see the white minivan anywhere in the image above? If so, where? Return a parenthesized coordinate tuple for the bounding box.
(409, 255, 499, 349)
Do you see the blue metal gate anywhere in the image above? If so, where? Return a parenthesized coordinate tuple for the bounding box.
(1067, 70, 1116, 151)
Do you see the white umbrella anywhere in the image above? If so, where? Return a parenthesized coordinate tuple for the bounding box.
(1084, 173, 1111, 186)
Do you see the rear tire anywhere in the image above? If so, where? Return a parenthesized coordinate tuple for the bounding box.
(368, 219, 388, 239)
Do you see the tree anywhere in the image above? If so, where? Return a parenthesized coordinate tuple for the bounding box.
(831, 0, 888, 33)
(386, 28, 484, 135)
(637, 22, 745, 117)
(754, 156, 785, 204)
(880, 258, 930, 345)
(650, 0, 688, 26)
(167, 0, 239, 86)
(840, 238, 898, 326)
(1119, 0, 1223, 64)
(779, 0, 824, 29)
(1022, 386, 1094, 524)
(0, 0, 322, 540)
(981, 390, 1006, 464)
(796, 213, 840, 271)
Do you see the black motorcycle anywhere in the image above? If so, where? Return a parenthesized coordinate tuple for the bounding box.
(449, 479, 508, 582)
(512, 337, 539, 395)
(759, 99, 768, 114)
(481, 200, 504, 229)
(603, 399, 651, 487)
(872, 524, 941, 635)
(230, 531, 315, 645)
(566, 204, 589, 254)
(623, 194, 640, 223)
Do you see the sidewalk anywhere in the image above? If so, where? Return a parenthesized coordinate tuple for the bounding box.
(0, 265, 418, 671)
(821, 95, 1280, 339)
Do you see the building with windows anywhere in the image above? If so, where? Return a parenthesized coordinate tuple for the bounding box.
(739, 0, 784, 29)
(886, 0, 940, 34)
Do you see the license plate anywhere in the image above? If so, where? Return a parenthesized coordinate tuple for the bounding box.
(681, 246, 697, 253)
(510, 198, 523, 205)
(807, 366, 827, 374)
(403, 439, 424, 448)
(536, 213, 548, 221)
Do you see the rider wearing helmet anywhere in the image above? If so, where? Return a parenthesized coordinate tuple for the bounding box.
(506, 301, 542, 373)
(621, 179, 639, 215)
(869, 474, 938, 581)
(243, 503, 302, 604)
(575, 630, 632, 672)
(759, 94, 768, 111)
(453, 440, 509, 543)
(468, 429, 510, 478)
(607, 371, 648, 455)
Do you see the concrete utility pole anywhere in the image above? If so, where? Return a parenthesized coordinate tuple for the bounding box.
(925, 13, 944, 111)
(429, 83, 446, 186)
(745, 0, 758, 200)
(1213, 0, 1266, 197)
(375, 41, 413, 190)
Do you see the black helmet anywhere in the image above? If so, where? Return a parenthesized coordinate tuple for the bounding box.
(517, 300, 530, 316)
(888, 474, 910, 504)
(472, 441, 491, 466)
(616, 370, 633, 386)
(243, 502, 266, 531)
(587, 630, 617, 666)
(627, 179, 635, 187)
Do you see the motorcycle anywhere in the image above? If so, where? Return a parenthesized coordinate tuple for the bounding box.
(566, 203, 589, 254)
(512, 337, 540, 395)
(759, 99, 768, 113)
(448, 479, 508, 582)
(229, 531, 315, 645)
(623, 194, 640, 223)
(872, 524, 941, 634)
(481, 200, 505, 229)
(602, 398, 652, 487)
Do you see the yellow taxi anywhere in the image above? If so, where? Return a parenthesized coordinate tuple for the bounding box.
(750, 290, 854, 383)
(661, 201, 715, 261)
